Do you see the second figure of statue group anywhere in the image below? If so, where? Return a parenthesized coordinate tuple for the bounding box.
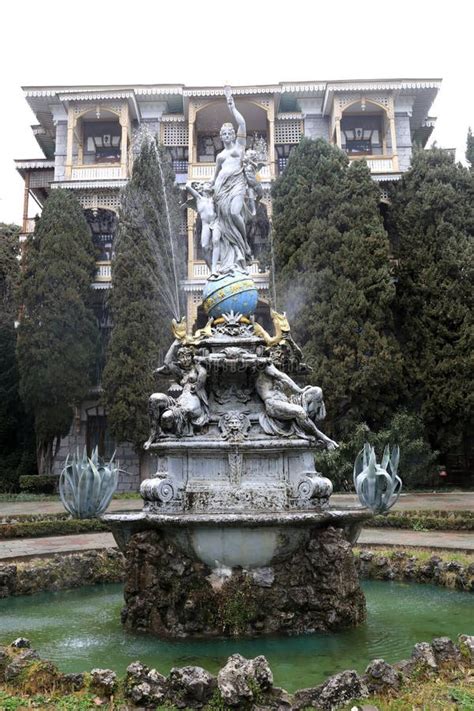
(186, 87, 263, 278)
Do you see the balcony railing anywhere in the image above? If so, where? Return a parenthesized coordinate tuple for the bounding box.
(70, 165, 125, 180)
(347, 155, 398, 173)
(23, 218, 36, 234)
(188, 163, 271, 182)
(95, 261, 112, 282)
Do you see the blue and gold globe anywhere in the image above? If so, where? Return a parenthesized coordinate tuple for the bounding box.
(202, 272, 259, 318)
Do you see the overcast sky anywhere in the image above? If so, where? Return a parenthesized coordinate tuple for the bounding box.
(1, 0, 472, 224)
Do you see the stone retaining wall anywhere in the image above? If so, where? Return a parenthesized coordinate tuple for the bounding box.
(0, 549, 124, 598)
(0, 547, 472, 600)
(355, 549, 474, 592)
(0, 634, 472, 709)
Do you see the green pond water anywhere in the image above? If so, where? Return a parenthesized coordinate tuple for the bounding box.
(0, 581, 472, 692)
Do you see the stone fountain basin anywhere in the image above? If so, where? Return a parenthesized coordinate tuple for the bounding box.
(102, 508, 372, 569)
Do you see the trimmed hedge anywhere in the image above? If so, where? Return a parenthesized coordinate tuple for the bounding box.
(19, 476, 57, 494)
(373, 510, 474, 531)
(0, 518, 108, 539)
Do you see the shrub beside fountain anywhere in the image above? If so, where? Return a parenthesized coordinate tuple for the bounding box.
(103, 88, 373, 638)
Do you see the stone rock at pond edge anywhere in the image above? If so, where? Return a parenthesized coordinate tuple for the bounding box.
(168, 665, 217, 707)
(458, 634, 474, 661)
(363, 658, 401, 693)
(217, 654, 273, 706)
(411, 642, 438, 669)
(294, 670, 369, 710)
(90, 668, 117, 695)
(4, 650, 40, 682)
(0, 565, 17, 597)
(63, 672, 85, 691)
(431, 636, 461, 664)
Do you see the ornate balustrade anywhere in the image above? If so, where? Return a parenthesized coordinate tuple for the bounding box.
(95, 261, 112, 282)
(348, 155, 398, 173)
(188, 163, 271, 182)
(70, 165, 125, 180)
(23, 218, 36, 234)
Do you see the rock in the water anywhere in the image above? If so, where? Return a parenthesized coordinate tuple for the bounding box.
(90, 668, 117, 695)
(11, 637, 31, 649)
(168, 665, 216, 707)
(217, 654, 273, 706)
(294, 670, 369, 710)
(363, 658, 401, 693)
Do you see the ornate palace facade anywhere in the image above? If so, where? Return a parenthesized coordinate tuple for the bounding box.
(15, 79, 440, 487)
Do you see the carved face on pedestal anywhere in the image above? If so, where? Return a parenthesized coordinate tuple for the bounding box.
(227, 414, 242, 432)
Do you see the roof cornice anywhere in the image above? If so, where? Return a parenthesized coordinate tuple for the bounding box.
(23, 79, 441, 100)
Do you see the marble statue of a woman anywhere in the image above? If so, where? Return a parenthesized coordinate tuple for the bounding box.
(207, 89, 253, 275)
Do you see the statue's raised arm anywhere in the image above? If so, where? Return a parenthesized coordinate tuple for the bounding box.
(224, 86, 246, 146)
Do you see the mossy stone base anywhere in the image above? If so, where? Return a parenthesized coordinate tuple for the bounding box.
(121, 526, 366, 637)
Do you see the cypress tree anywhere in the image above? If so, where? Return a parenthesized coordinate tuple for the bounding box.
(389, 147, 474, 455)
(272, 138, 402, 438)
(16, 191, 98, 475)
(466, 127, 474, 171)
(102, 137, 184, 452)
(0, 224, 35, 489)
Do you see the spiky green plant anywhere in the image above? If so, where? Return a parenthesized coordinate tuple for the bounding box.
(353, 443, 402, 514)
(59, 447, 118, 519)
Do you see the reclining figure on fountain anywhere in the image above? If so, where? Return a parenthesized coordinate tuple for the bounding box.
(144, 316, 336, 451)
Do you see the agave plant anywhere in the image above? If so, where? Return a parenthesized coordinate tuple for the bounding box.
(353, 443, 402, 514)
(59, 447, 118, 519)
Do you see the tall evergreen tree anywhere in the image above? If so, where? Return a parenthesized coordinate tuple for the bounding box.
(102, 137, 184, 452)
(0, 224, 35, 490)
(389, 147, 474, 454)
(272, 138, 402, 438)
(16, 191, 98, 475)
(466, 127, 474, 171)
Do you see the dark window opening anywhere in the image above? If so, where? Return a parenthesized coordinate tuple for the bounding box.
(84, 209, 117, 262)
(86, 414, 115, 459)
(83, 120, 122, 163)
(247, 203, 270, 266)
(276, 144, 295, 174)
(166, 146, 189, 174)
(341, 115, 383, 156)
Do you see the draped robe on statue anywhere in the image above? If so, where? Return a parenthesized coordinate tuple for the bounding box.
(214, 164, 252, 273)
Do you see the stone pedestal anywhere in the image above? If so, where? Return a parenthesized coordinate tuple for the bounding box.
(121, 526, 366, 638)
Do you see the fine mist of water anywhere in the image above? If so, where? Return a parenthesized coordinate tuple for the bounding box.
(117, 126, 183, 323)
(156, 148, 181, 321)
(114, 186, 182, 323)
